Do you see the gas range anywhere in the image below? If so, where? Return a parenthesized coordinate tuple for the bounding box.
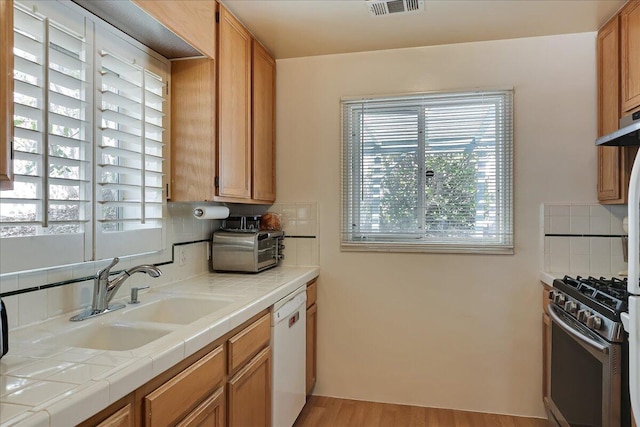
(550, 275, 628, 343)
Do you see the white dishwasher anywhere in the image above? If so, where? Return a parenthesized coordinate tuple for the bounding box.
(271, 285, 307, 427)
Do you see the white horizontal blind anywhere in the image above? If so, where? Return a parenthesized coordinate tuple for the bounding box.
(94, 34, 167, 259)
(0, 1, 91, 270)
(341, 90, 513, 253)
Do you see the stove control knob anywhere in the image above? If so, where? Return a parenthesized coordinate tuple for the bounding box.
(564, 301, 577, 314)
(587, 315, 603, 330)
(548, 290, 555, 300)
(577, 309, 590, 322)
(554, 293, 566, 305)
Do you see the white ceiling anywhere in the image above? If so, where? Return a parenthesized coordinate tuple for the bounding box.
(220, 0, 626, 59)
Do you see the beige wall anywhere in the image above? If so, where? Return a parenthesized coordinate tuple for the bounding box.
(276, 33, 598, 417)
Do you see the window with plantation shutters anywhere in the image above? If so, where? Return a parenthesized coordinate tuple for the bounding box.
(0, 1, 92, 270)
(94, 35, 167, 259)
(341, 90, 513, 254)
(0, 0, 168, 273)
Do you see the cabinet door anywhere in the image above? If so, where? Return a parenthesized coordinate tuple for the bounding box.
(170, 58, 216, 201)
(598, 17, 627, 203)
(176, 387, 225, 427)
(228, 346, 272, 427)
(621, 0, 640, 113)
(217, 5, 251, 200)
(145, 346, 225, 427)
(0, 0, 13, 190)
(96, 404, 134, 427)
(306, 303, 317, 395)
(252, 40, 276, 203)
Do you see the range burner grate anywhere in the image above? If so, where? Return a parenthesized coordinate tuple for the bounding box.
(559, 275, 628, 316)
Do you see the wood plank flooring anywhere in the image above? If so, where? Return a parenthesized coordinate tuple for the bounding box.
(293, 396, 550, 427)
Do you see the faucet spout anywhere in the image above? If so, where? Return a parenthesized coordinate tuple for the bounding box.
(70, 258, 162, 321)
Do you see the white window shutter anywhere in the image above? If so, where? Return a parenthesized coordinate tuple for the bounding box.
(94, 38, 167, 260)
(0, 2, 91, 272)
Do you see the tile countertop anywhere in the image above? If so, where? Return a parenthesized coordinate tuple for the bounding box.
(0, 266, 320, 427)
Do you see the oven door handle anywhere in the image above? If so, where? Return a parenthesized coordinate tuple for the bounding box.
(548, 306, 609, 354)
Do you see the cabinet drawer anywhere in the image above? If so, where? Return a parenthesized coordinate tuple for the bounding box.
(306, 280, 317, 309)
(228, 313, 270, 374)
(144, 345, 225, 427)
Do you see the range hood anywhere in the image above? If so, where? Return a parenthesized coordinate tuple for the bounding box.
(596, 111, 640, 146)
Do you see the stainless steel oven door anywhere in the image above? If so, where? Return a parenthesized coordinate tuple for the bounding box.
(546, 305, 622, 427)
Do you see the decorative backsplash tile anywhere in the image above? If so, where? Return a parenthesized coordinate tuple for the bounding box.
(542, 203, 627, 276)
(269, 202, 320, 267)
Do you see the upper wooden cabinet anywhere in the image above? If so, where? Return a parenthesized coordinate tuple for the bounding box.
(252, 40, 277, 203)
(597, 3, 640, 204)
(132, 0, 217, 59)
(215, 4, 277, 204)
(621, 0, 640, 113)
(217, 5, 252, 201)
(0, 0, 14, 191)
(598, 16, 626, 203)
(170, 58, 217, 201)
(169, 4, 277, 203)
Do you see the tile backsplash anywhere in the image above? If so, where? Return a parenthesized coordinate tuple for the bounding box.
(0, 201, 320, 331)
(542, 202, 627, 276)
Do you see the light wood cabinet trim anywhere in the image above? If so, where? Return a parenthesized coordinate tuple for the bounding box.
(306, 303, 317, 395)
(621, 0, 640, 113)
(217, 4, 252, 201)
(306, 280, 317, 309)
(228, 313, 271, 375)
(227, 346, 272, 427)
(251, 40, 276, 202)
(96, 404, 133, 427)
(0, 0, 14, 190)
(176, 387, 225, 427)
(144, 345, 225, 427)
(170, 58, 216, 201)
(542, 312, 551, 400)
(131, 0, 216, 59)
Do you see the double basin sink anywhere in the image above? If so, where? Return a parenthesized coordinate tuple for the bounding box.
(15, 294, 236, 352)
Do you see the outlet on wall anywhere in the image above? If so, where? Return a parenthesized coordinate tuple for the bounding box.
(178, 246, 187, 267)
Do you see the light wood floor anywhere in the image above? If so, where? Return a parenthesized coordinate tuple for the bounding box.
(293, 396, 550, 427)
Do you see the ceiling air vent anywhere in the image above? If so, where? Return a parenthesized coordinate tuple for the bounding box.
(366, 0, 425, 16)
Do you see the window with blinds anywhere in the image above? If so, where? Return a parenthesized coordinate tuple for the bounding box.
(0, 0, 168, 273)
(341, 90, 513, 254)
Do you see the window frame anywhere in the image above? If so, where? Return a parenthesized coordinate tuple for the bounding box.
(340, 89, 514, 255)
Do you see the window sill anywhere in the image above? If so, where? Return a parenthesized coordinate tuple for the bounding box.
(340, 242, 515, 255)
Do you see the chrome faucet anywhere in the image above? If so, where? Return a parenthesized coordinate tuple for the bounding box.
(70, 257, 162, 321)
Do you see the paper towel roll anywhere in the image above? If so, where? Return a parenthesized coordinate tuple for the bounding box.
(193, 206, 229, 220)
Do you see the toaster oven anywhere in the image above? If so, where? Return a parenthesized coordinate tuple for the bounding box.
(212, 229, 284, 273)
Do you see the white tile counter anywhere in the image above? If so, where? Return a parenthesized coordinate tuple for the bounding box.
(0, 266, 319, 427)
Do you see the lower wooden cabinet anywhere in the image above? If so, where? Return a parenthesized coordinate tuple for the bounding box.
(176, 388, 225, 427)
(306, 279, 318, 396)
(542, 286, 551, 402)
(144, 345, 225, 427)
(228, 346, 272, 427)
(96, 404, 134, 427)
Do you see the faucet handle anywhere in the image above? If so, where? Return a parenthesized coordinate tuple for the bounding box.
(97, 257, 119, 279)
(129, 285, 150, 304)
